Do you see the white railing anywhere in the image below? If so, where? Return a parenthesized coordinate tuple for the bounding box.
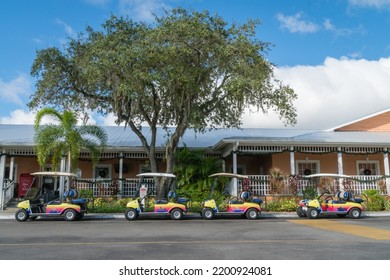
(72, 175, 388, 198)
(245, 175, 388, 196)
(1, 179, 15, 210)
(74, 178, 156, 198)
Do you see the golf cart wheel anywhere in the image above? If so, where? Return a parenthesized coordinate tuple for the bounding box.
(125, 208, 138, 221)
(15, 209, 29, 222)
(246, 208, 259, 220)
(307, 207, 319, 219)
(170, 208, 183, 220)
(202, 208, 215, 220)
(63, 209, 77, 221)
(296, 206, 306, 217)
(349, 208, 361, 219)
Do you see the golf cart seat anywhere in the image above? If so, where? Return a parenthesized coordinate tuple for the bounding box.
(155, 200, 168, 204)
(354, 198, 364, 203)
(71, 198, 88, 204)
(167, 190, 190, 204)
(252, 198, 263, 204)
(47, 199, 62, 205)
(177, 197, 190, 204)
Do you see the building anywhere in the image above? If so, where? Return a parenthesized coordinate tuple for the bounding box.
(1, 109, 390, 209)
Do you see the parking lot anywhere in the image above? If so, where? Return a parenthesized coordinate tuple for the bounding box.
(1, 215, 390, 260)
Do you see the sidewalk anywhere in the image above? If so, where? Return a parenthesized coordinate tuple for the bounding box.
(1, 206, 390, 220)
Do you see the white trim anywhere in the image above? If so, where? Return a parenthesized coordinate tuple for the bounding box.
(94, 164, 112, 179)
(326, 108, 390, 131)
(296, 160, 320, 175)
(356, 160, 380, 175)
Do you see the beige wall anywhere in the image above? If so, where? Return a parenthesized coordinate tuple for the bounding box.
(269, 152, 386, 175)
(6, 151, 389, 180)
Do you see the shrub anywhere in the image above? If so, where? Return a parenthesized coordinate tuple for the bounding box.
(265, 198, 296, 212)
(362, 189, 385, 211)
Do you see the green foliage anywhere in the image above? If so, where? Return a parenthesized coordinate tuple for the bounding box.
(362, 189, 385, 211)
(78, 189, 93, 200)
(384, 199, 390, 211)
(174, 147, 224, 202)
(266, 198, 297, 212)
(302, 187, 318, 199)
(33, 108, 107, 171)
(89, 198, 131, 213)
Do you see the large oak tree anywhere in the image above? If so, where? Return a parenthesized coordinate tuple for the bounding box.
(29, 8, 297, 197)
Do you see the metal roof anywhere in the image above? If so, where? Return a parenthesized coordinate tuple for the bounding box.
(1, 124, 390, 151)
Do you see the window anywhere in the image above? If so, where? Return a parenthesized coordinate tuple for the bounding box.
(94, 164, 112, 179)
(296, 160, 320, 176)
(357, 161, 379, 175)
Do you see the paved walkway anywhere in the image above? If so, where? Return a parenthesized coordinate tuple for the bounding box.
(1, 206, 390, 220)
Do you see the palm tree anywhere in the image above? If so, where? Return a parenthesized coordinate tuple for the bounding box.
(34, 108, 108, 195)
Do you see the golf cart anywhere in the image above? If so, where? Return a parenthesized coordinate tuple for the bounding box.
(125, 173, 190, 221)
(296, 173, 366, 219)
(15, 172, 88, 222)
(201, 173, 263, 220)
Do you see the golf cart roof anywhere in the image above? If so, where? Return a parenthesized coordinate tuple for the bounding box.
(136, 172, 176, 178)
(30, 171, 78, 178)
(209, 173, 249, 179)
(303, 173, 352, 179)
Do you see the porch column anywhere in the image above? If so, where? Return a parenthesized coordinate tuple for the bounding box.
(290, 146, 295, 175)
(0, 151, 6, 211)
(9, 156, 15, 181)
(337, 148, 344, 191)
(59, 156, 66, 198)
(232, 142, 239, 197)
(383, 148, 390, 194)
(337, 148, 344, 175)
(119, 152, 124, 198)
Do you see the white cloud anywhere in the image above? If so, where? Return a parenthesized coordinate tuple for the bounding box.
(323, 19, 365, 37)
(55, 18, 76, 37)
(349, 0, 390, 8)
(0, 75, 31, 105)
(118, 0, 171, 21)
(276, 13, 320, 33)
(242, 56, 390, 129)
(0, 110, 36, 124)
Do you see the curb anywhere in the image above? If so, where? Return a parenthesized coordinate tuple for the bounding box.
(2, 211, 390, 220)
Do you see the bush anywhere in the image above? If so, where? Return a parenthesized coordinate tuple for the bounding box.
(302, 187, 317, 199)
(384, 198, 390, 211)
(362, 189, 385, 211)
(265, 198, 297, 212)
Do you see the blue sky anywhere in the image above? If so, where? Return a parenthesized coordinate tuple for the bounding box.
(2, 0, 390, 129)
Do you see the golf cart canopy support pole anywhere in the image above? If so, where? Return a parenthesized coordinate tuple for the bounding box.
(0, 150, 6, 211)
